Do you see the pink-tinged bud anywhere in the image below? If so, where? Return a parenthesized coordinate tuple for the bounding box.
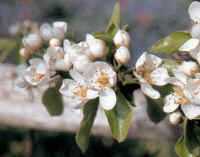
(114, 46, 131, 65)
(49, 38, 61, 47)
(169, 112, 182, 125)
(23, 33, 43, 50)
(19, 48, 31, 58)
(113, 30, 131, 48)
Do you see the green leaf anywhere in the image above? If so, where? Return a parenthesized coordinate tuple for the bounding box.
(184, 119, 200, 154)
(42, 87, 64, 116)
(76, 98, 99, 153)
(104, 91, 133, 142)
(150, 31, 191, 54)
(106, 2, 121, 37)
(94, 34, 113, 44)
(175, 136, 195, 157)
(146, 97, 166, 123)
(0, 39, 18, 63)
(92, 30, 105, 36)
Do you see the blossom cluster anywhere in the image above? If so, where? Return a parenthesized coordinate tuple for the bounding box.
(133, 1, 200, 125)
(15, 20, 131, 110)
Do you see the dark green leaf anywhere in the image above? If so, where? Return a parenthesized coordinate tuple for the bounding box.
(175, 136, 195, 157)
(104, 91, 133, 142)
(76, 98, 99, 153)
(106, 2, 121, 37)
(42, 87, 64, 116)
(146, 97, 166, 123)
(150, 31, 191, 54)
(184, 119, 200, 154)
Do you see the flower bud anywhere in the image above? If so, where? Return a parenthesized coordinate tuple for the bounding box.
(178, 61, 198, 76)
(19, 48, 31, 58)
(86, 34, 106, 59)
(190, 24, 200, 39)
(113, 30, 131, 48)
(49, 38, 61, 47)
(53, 21, 67, 33)
(23, 33, 43, 50)
(114, 46, 131, 65)
(40, 23, 53, 41)
(169, 112, 182, 125)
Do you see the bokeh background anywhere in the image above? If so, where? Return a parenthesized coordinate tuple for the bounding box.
(0, 0, 195, 156)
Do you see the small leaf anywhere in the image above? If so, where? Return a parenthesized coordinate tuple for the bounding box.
(42, 87, 64, 116)
(175, 136, 195, 157)
(92, 30, 105, 36)
(94, 34, 113, 44)
(150, 31, 191, 54)
(106, 2, 121, 37)
(104, 91, 133, 142)
(76, 98, 99, 153)
(146, 97, 166, 123)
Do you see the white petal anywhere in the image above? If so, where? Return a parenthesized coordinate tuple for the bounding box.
(87, 89, 98, 99)
(99, 88, 116, 110)
(167, 77, 184, 88)
(172, 69, 188, 85)
(146, 54, 162, 69)
(191, 24, 200, 38)
(188, 1, 200, 23)
(135, 52, 147, 70)
(141, 83, 160, 99)
(63, 96, 87, 109)
(59, 79, 76, 97)
(177, 61, 198, 76)
(150, 67, 169, 86)
(163, 93, 180, 113)
(69, 69, 85, 83)
(181, 103, 200, 119)
(86, 34, 95, 43)
(179, 38, 199, 52)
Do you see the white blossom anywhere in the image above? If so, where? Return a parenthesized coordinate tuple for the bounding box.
(169, 112, 182, 125)
(81, 62, 117, 110)
(23, 58, 52, 86)
(134, 52, 169, 99)
(164, 69, 200, 119)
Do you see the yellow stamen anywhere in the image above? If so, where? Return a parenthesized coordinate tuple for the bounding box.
(34, 74, 45, 81)
(73, 86, 88, 99)
(173, 87, 189, 104)
(96, 72, 111, 89)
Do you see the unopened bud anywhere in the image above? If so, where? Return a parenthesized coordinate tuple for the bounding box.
(169, 112, 182, 125)
(114, 46, 131, 65)
(49, 38, 61, 47)
(113, 30, 131, 48)
(86, 34, 106, 59)
(23, 33, 43, 50)
(40, 23, 53, 41)
(53, 21, 67, 33)
(19, 48, 31, 58)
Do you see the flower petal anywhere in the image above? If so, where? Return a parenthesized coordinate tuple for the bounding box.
(163, 93, 180, 113)
(59, 79, 77, 97)
(99, 88, 116, 110)
(150, 67, 169, 86)
(141, 83, 160, 99)
(135, 52, 147, 70)
(172, 69, 188, 85)
(179, 38, 199, 52)
(181, 103, 200, 119)
(191, 24, 200, 38)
